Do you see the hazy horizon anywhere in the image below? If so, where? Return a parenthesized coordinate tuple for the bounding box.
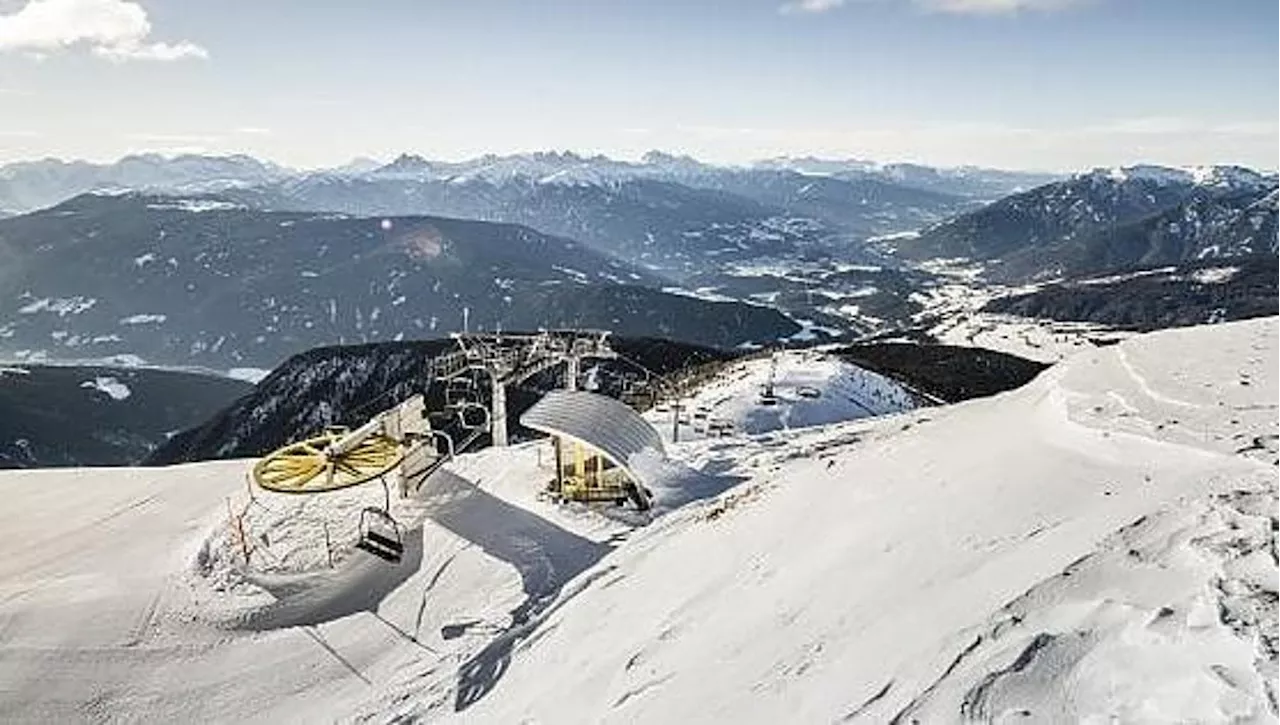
(3, 147, 1279, 176)
(1, 0, 1276, 171)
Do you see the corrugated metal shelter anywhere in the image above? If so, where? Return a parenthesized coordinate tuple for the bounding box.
(520, 390, 664, 507)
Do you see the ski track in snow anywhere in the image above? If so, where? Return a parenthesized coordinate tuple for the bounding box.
(1117, 345, 1199, 409)
(0, 319, 1276, 724)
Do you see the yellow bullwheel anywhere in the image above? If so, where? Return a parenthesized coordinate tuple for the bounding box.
(251, 428, 405, 494)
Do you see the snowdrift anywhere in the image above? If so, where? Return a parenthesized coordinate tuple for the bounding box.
(0, 318, 1275, 724)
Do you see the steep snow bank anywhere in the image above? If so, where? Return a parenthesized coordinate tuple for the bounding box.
(464, 318, 1278, 724)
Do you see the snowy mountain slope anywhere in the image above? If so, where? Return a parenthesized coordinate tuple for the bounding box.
(832, 342, 1049, 403)
(0, 318, 1274, 723)
(644, 350, 920, 441)
(894, 487, 1278, 722)
(639, 168, 972, 237)
(892, 165, 1278, 276)
(0, 444, 688, 723)
(995, 186, 1280, 282)
(461, 317, 1278, 724)
(985, 254, 1279, 331)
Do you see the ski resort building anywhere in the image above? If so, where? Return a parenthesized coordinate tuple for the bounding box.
(520, 390, 664, 509)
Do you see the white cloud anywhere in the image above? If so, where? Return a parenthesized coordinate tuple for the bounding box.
(234, 127, 272, 136)
(0, 0, 206, 61)
(780, 0, 846, 14)
(781, 0, 1089, 14)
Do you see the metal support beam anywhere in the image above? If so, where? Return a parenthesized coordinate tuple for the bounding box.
(491, 376, 509, 447)
(566, 355, 580, 391)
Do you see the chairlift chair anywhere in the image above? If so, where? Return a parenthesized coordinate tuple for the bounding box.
(355, 506, 405, 563)
(455, 401, 491, 432)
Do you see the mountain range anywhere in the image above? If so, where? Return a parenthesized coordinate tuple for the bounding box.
(0, 152, 1275, 373)
(0, 151, 1044, 362)
(233, 174, 827, 280)
(890, 165, 1278, 283)
(0, 192, 799, 369)
(225, 154, 986, 282)
(0, 150, 1039, 221)
(0, 153, 290, 215)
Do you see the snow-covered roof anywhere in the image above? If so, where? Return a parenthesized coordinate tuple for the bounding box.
(520, 390, 665, 487)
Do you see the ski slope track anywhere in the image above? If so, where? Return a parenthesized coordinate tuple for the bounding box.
(0, 319, 1276, 724)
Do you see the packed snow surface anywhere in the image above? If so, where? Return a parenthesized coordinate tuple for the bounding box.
(644, 350, 918, 441)
(0, 318, 1276, 723)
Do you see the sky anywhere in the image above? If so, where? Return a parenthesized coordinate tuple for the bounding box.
(0, 0, 1276, 171)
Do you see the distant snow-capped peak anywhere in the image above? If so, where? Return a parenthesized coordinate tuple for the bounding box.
(367, 150, 715, 186)
(1188, 165, 1277, 190)
(1092, 164, 1273, 191)
(752, 156, 882, 176)
(1098, 164, 1195, 185)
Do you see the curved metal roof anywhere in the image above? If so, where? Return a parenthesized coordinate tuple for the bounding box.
(520, 390, 665, 488)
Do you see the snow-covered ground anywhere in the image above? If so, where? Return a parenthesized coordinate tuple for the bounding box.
(931, 313, 1135, 364)
(644, 350, 918, 441)
(0, 318, 1276, 723)
(79, 375, 132, 400)
(0, 445, 636, 723)
(911, 260, 1135, 363)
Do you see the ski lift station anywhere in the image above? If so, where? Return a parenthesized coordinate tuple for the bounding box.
(520, 390, 663, 510)
(240, 329, 668, 568)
